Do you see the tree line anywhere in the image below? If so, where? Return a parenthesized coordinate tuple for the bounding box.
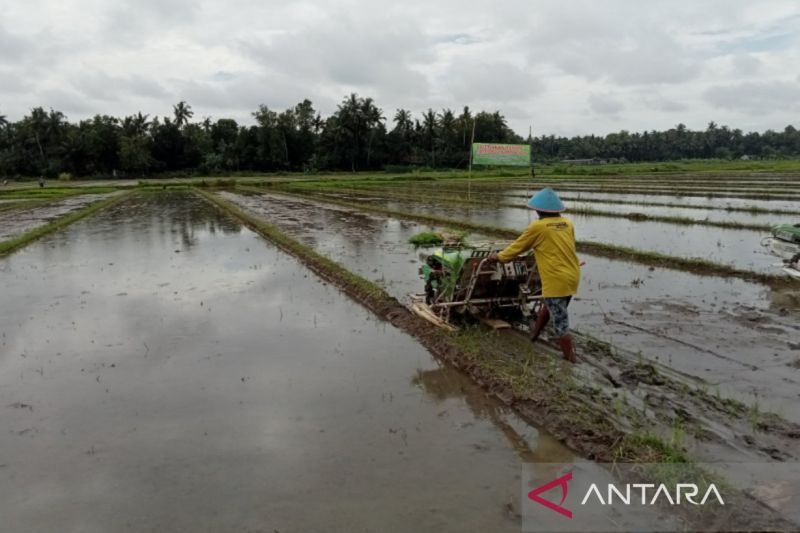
(0, 95, 798, 178)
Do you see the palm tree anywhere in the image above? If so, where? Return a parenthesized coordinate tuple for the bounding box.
(393, 109, 412, 135)
(122, 112, 151, 137)
(457, 106, 474, 149)
(0, 112, 8, 129)
(312, 113, 324, 134)
(361, 97, 384, 168)
(423, 108, 437, 167)
(336, 93, 363, 171)
(173, 101, 194, 128)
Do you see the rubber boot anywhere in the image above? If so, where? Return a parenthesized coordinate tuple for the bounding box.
(559, 334, 577, 363)
(529, 307, 550, 342)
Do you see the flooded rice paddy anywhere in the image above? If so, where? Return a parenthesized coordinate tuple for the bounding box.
(2, 185, 800, 530)
(1, 192, 582, 532)
(221, 191, 800, 422)
(0, 193, 121, 242)
(500, 188, 800, 212)
(312, 192, 780, 274)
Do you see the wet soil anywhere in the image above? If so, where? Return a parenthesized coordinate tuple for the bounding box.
(0, 193, 121, 241)
(0, 191, 584, 532)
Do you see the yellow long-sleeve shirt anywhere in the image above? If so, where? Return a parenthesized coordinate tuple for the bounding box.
(497, 216, 580, 298)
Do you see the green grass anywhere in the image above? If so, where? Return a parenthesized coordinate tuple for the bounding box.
(614, 431, 691, 463)
(0, 191, 133, 257)
(0, 186, 118, 200)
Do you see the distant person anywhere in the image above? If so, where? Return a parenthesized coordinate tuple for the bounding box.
(488, 187, 581, 363)
(38, 175, 45, 188)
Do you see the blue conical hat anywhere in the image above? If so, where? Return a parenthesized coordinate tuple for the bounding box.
(527, 187, 565, 212)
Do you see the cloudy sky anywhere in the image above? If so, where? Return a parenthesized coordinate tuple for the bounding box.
(1, 0, 798, 136)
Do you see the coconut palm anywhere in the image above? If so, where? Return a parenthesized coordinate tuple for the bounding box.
(173, 101, 194, 128)
(393, 109, 413, 134)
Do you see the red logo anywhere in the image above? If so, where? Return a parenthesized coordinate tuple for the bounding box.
(528, 472, 573, 518)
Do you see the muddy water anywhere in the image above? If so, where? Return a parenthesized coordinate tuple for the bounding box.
(0, 191, 584, 532)
(217, 191, 499, 298)
(359, 182, 800, 211)
(303, 186, 788, 226)
(342, 181, 800, 211)
(315, 193, 779, 274)
(522, 198, 783, 226)
(501, 189, 800, 212)
(0, 193, 121, 241)
(222, 192, 800, 423)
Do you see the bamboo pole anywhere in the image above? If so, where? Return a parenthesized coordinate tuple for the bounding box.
(528, 125, 533, 224)
(468, 119, 476, 200)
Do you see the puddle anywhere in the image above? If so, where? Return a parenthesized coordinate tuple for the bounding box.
(0, 191, 576, 532)
(222, 192, 800, 424)
(0, 193, 121, 241)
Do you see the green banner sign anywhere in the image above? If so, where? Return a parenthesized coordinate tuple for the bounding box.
(472, 143, 531, 166)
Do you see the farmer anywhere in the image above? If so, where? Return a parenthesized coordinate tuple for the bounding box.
(488, 187, 580, 363)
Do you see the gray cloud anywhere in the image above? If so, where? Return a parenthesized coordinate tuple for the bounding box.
(72, 72, 170, 102)
(588, 93, 625, 116)
(36, 88, 96, 116)
(0, 24, 30, 64)
(640, 92, 689, 113)
(703, 81, 800, 113)
(103, 0, 199, 43)
(0, 68, 33, 94)
(0, 0, 798, 135)
(443, 59, 543, 104)
(731, 54, 763, 76)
